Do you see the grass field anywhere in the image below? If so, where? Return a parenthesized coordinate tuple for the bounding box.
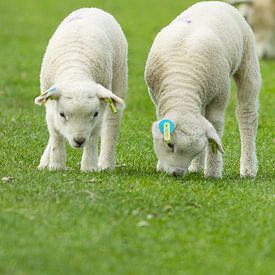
(0, 0, 274, 274)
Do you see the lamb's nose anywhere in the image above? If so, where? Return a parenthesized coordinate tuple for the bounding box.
(74, 137, 85, 146)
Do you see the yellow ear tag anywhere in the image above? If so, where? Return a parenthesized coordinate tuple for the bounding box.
(104, 98, 117, 114)
(163, 122, 171, 143)
(209, 139, 218, 155)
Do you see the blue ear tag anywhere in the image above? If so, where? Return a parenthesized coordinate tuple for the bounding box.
(48, 86, 56, 94)
(47, 86, 56, 95)
(41, 86, 56, 96)
(159, 119, 175, 143)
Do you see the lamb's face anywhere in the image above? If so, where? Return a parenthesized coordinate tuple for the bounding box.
(152, 121, 207, 176)
(55, 93, 103, 148)
(152, 114, 224, 176)
(35, 82, 124, 149)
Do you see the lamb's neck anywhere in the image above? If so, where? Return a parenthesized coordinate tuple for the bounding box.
(158, 88, 203, 118)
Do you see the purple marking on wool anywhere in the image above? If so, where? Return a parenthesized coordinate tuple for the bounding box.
(175, 16, 192, 24)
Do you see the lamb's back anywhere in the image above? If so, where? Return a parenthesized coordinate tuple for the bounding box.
(41, 8, 127, 89)
(146, 1, 252, 99)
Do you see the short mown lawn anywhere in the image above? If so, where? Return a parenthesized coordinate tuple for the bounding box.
(0, 0, 274, 274)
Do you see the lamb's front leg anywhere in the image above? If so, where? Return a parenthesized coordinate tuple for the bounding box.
(49, 132, 66, 170)
(38, 141, 51, 170)
(98, 108, 123, 170)
(38, 131, 66, 170)
(81, 135, 98, 172)
(204, 106, 226, 179)
(205, 138, 223, 178)
(188, 150, 205, 173)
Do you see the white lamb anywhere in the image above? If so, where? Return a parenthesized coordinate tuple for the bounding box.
(227, 0, 275, 59)
(35, 8, 127, 171)
(145, 1, 261, 178)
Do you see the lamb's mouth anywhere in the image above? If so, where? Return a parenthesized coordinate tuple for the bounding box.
(73, 144, 85, 149)
(71, 144, 85, 149)
(71, 140, 86, 149)
(70, 136, 87, 148)
(166, 167, 187, 176)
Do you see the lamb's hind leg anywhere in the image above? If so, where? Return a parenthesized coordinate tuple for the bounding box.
(38, 141, 51, 170)
(98, 61, 127, 170)
(234, 48, 261, 177)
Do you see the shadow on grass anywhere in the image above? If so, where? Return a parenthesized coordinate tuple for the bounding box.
(8, 162, 273, 190)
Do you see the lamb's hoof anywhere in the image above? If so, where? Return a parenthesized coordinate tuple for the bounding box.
(240, 163, 258, 178)
(188, 164, 204, 173)
(240, 169, 257, 178)
(48, 164, 67, 171)
(81, 166, 98, 173)
(204, 171, 222, 179)
(38, 163, 48, 170)
(98, 165, 115, 171)
(98, 160, 115, 171)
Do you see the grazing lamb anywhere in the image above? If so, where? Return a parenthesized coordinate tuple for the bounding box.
(145, 1, 261, 178)
(35, 8, 127, 171)
(227, 0, 275, 59)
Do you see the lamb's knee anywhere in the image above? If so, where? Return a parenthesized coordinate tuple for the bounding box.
(236, 105, 258, 125)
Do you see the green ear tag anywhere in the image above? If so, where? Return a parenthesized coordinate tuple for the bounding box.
(209, 139, 218, 155)
(163, 122, 171, 143)
(104, 98, 117, 114)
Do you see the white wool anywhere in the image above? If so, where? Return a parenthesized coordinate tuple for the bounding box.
(145, 1, 261, 178)
(35, 8, 128, 171)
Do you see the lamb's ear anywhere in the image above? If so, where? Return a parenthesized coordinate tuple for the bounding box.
(203, 118, 224, 154)
(96, 85, 125, 113)
(34, 86, 60, 106)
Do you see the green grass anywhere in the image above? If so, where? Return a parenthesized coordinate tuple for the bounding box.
(0, 0, 274, 274)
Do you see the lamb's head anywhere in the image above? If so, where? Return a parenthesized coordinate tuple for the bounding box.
(35, 82, 124, 148)
(152, 113, 224, 176)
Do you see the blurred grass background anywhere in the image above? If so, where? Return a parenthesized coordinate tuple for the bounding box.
(0, 0, 274, 274)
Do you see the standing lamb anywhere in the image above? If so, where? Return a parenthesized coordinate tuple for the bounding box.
(35, 8, 127, 171)
(145, 1, 261, 178)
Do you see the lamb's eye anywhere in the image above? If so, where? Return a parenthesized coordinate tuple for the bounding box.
(60, 112, 66, 118)
(93, 111, 99, 118)
(167, 143, 175, 152)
